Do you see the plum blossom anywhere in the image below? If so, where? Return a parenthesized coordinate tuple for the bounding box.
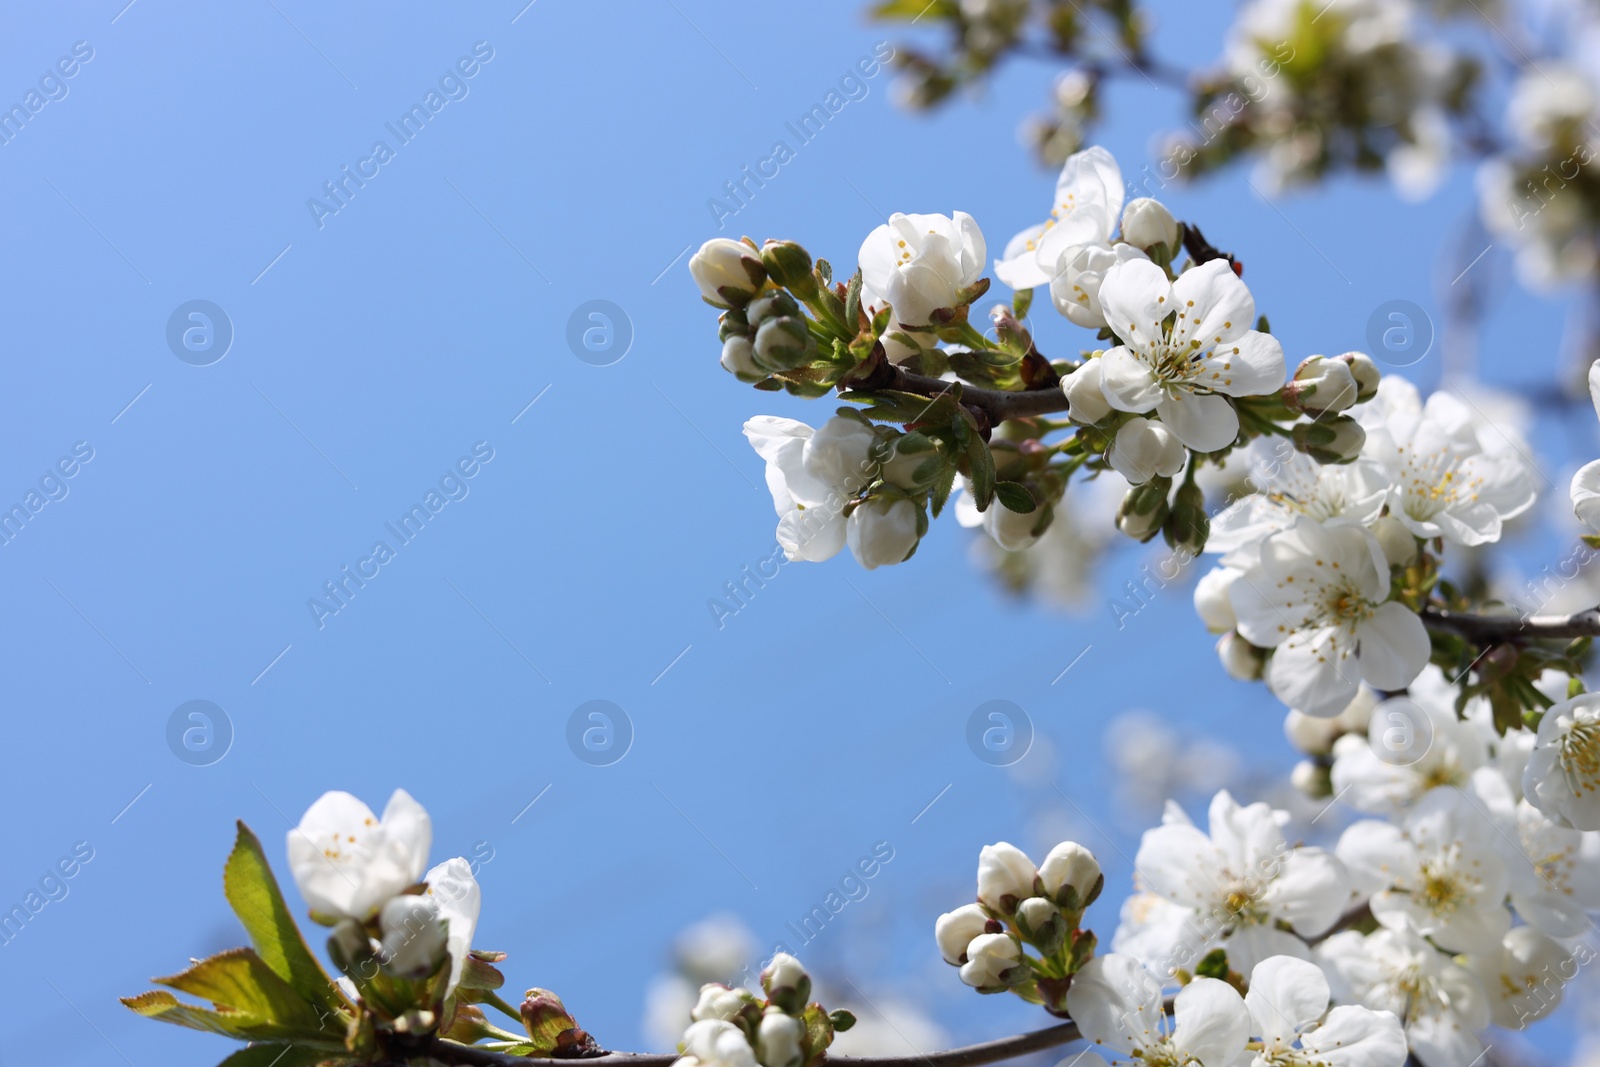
(1318, 921, 1488, 1067)
(1065, 953, 1249, 1067)
(1242, 955, 1408, 1067)
(1523, 691, 1600, 830)
(287, 788, 431, 921)
(1230, 517, 1428, 717)
(993, 145, 1122, 291)
(1096, 258, 1286, 452)
(674, 1020, 757, 1067)
(1050, 242, 1148, 331)
(1463, 927, 1577, 1029)
(1336, 787, 1510, 953)
(419, 856, 481, 997)
(1132, 790, 1350, 974)
(976, 842, 1038, 913)
(1354, 377, 1536, 546)
(1471, 767, 1600, 937)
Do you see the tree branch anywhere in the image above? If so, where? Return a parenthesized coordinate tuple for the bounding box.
(425, 1018, 1087, 1067)
(1420, 606, 1600, 642)
(848, 357, 1071, 425)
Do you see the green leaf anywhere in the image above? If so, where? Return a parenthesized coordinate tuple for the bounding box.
(156, 948, 324, 1032)
(1194, 949, 1230, 981)
(119, 991, 323, 1043)
(965, 431, 996, 512)
(218, 1044, 353, 1067)
(845, 269, 864, 333)
(931, 462, 957, 518)
(993, 482, 1037, 513)
(1012, 287, 1033, 320)
(224, 822, 351, 1021)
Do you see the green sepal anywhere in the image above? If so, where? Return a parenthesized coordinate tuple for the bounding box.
(1012, 287, 1033, 320)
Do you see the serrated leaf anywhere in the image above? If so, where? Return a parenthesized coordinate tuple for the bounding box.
(156, 948, 323, 1032)
(224, 823, 351, 1021)
(993, 482, 1037, 513)
(218, 1044, 353, 1067)
(965, 434, 996, 511)
(119, 991, 319, 1043)
(1012, 287, 1033, 320)
(931, 462, 957, 518)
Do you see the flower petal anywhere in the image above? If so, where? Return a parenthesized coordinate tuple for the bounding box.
(1355, 602, 1430, 692)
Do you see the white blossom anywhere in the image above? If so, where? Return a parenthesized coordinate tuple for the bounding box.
(1133, 789, 1350, 974)
(756, 1010, 805, 1067)
(421, 856, 481, 997)
(1523, 691, 1600, 829)
(1066, 953, 1249, 1067)
(976, 842, 1038, 912)
(934, 903, 991, 965)
(1243, 955, 1408, 1067)
(689, 239, 764, 307)
(1109, 418, 1187, 485)
(993, 145, 1123, 291)
(1194, 567, 1240, 634)
(1355, 377, 1536, 546)
(1573, 460, 1600, 533)
(1207, 440, 1390, 562)
(287, 789, 431, 922)
(1318, 922, 1489, 1067)
(744, 416, 848, 563)
(958, 932, 1022, 989)
(692, 985, 753, 1023)
(1463, 926, 1575, 1029)
(1329, 669, 1490, 814)
(1336, 787, 1510, 953)
(1120, 198, 1179, 253)
(1038, 841, 1101, 906)
(846, 496, 921, 570)
(1230, 517, 1428, 717)
(1097, 258, 1286, 453)
(1061, 357, 1113, 424)
(859, 211, 986, 328)
(1050, 243, 1149, 330)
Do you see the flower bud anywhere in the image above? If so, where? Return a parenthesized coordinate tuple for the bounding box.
(1370, 515, 1418, 568)
(934, 903, 991, 966)
(1014, 897, 1065, 952)
(1283, 709, 1341, 755)
(680, 1019, 758, 1067)
(746, 291, 802, 326)
(719, 308, 751, 342)
(1217, 632, 1266, 681)
(692, 984, 754, 1023)
(1193, 567, 1239, 634)
(760, 240, 817, 300)
(976, 842, 1038, 914)
(721, 337, 764, 381)
(1117, 477, 1171, 542)
(957, 933, 1024, 991)
(1291, 758, 1333, 798)
(846, 496, 922, 570)
(1336, 351, 1381, 403)
(1120, 198, 1180, 255)
(1283, 356, 1358, 415)
(1061, 358, 1111, 425)
(880, 435, 936, 490)
(521, 988, 587, 1054)
(1109, 418, 1186, 485)
(756, 1010, 805, 1067)
(1291, 416, 1365, 464)
(759, 953, 810, 1015)
(1038, 841, 1101, 912)
(690, 238, 766, 308)
(377, 894, 447, 980)
(752, 317, 815, 373)
(1163, 480, 1209, 556)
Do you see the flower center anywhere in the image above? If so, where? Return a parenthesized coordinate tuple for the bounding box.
(1557, 713, 1600, 798)
(1398, 444, 1483, 521)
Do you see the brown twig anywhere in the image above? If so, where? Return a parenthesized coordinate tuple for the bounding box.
(848, 355, 1071, 425)
(1420, 607, 1600, 642)
(426, 1018, 1087, 1067)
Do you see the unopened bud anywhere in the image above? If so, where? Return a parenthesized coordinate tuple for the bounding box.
(989, 303, 1032, 351)
(1117, 477, 1171, 542)
(1120, 198, 1180, 255)
(1193, 567, 1239, 634)
(521, 988, 597, 1056)
(1291, 416, 1365, 464)
(690, 238, 766, 308)
(760, 240, 817, 300)
(1014, 897, 1065, 953)
(1283, 356, 1357, 415)
(1291, 758, 1333, 798)
(756, 1009, 805, 1067)
(753, 317, 815, 372)
(1061, 358, 1111, 425)
(746, 291, 801, 326)
(1336, 351, 1381, 403)
(1163, 480, 1209, 555)
(1370, 515, 1418, 568)
(1110, 418, 1185, 485)
(1217, 632, 1266, 680)
(721, 337, 764, 381)
(760, 953, 811, 1015)
(1038, 841, 1102, 913)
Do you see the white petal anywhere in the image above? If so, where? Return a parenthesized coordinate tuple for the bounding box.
(1099, 259, 1174, 350)
(1099, 346, 1163, 413)
(1355, 603, 1430, 692)
(1156, 391, 1239, 453)
(1065, 954, 1163, 1055)
(1171, 260, 1254, 348)
(1197, 331, 1285, 398)
(1245, 955, 1328, 1046)
(1170, 977, 1249, 1067)
(1300, 1007, 1408, 1067)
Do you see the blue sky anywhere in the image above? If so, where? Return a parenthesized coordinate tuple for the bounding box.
(0, 2, 1590, 1065)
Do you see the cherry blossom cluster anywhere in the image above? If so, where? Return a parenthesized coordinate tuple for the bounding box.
(689, 144, 1346, 582)
(672, 955, 856, 1067)
(933, 841, 1103, 1012)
